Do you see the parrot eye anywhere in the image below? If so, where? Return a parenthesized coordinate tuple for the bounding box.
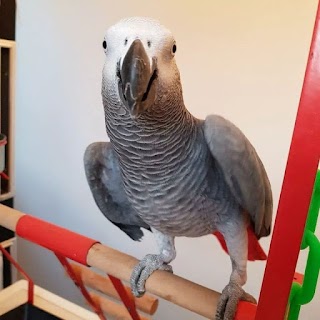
(102, 40, 107, 50)
(172, 43, 177, 55)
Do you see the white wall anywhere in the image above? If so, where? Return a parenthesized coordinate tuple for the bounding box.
(15, 0, 319, 319)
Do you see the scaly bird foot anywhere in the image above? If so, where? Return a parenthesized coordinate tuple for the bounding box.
(215, 282, 257, 320)
(130, 254, 173, 297)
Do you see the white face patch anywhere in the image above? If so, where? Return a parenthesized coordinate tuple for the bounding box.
(102, 17, 180, 94)
(101, 17, 184, 119)
(106, 17, 173, 60)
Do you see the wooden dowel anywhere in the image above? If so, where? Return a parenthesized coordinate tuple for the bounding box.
(89, 291, 150, 320)
(0, 204, 228, 319)
(87, 244, 220, 319)
(69, 263, 158, 315)
(0, 237, 16, 249)
(0, 205, 24, 231)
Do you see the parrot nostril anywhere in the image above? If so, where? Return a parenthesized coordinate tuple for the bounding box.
(147, 40, 151, 48)
(124, 38, 128, 46)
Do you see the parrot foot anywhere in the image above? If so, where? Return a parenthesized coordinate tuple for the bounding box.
(215, 281, 256, 320)
(130, 254, 173, 297)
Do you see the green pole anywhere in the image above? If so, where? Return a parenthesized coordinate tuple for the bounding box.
(288, 170, 320, 319)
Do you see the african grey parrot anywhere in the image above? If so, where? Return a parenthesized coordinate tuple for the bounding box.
(84, 17, 273, 320)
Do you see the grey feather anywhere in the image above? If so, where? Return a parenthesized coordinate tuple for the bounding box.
(203, 115, 273, 238)
(84, 142, 150, 241)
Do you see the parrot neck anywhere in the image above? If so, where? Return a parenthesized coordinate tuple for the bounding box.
(142, 99, 190, 126)
(104, 97, 199, 162)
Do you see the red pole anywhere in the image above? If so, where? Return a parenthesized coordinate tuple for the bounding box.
(108, 275, 141, 320)
(256, 2, 320, 319)
(55, 253, 106, 320)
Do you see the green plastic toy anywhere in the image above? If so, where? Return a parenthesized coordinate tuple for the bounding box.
(288, 170, 320, 319)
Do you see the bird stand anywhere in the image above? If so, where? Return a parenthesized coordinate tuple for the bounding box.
(0, 237, 151, 320)
(0, 134, 9, 185)
(0, 134, 7, 173)
(0, 208, 160, 320)
(0, 237, 15, 290)
(0, 204, 256, 320)
(0, 279, 99, 320)
(0, 39, 15, 201)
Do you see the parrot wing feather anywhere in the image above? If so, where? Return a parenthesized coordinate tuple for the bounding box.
(204, 115, 272, 238)
(84, 142, 150, 241)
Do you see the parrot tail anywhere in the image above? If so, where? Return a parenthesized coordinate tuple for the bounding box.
(213, 227, 267, 261)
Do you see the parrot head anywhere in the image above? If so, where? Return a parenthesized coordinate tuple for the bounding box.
(102, 17, 182, 117)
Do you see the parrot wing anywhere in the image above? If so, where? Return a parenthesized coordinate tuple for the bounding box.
(84, 142, 150, 241)
(203, 115, 273, 239)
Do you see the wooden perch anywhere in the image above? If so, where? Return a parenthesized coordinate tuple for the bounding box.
(0, 237, 16, 249)
(69, 263, 158, 315)
(0, 204, 256, 319)
(0, 279, 99, 319)
(89, 291, 150, 320)
(86, 243, 221, 318)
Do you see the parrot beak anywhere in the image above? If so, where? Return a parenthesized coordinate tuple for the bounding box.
(117, 39, 157, 116)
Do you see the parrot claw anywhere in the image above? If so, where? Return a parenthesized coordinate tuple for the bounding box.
(130, 254, 173, 297)
(215, 281, 256, 320)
